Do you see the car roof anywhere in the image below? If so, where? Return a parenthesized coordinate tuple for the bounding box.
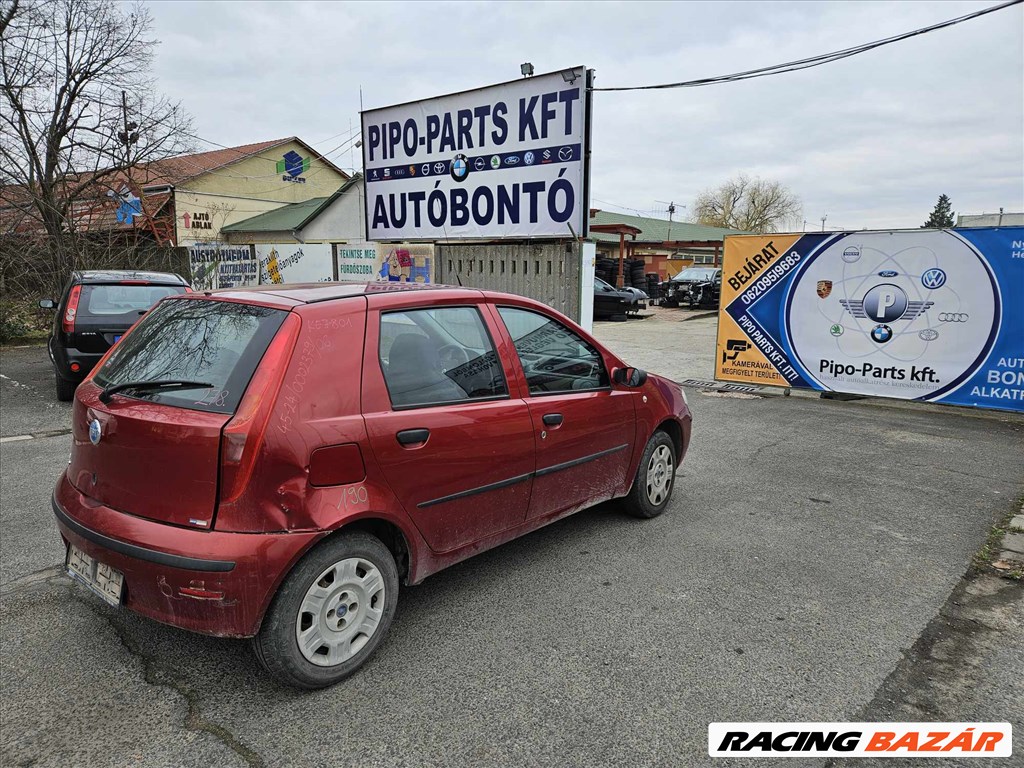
(206, 280, 479, 307)
(74, 270, 188, 285)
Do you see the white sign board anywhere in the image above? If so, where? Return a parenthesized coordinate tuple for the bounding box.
(362, 67, 589, 241)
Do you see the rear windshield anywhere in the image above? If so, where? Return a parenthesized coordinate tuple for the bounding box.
(79, 284, 186, 320)
(92, 298, 288, 414)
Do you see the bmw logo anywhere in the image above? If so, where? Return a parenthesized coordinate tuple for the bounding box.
(88, 419, 102, 445)
(871, 324, 894, 344)
(921, 268, 947, 289)
(450, 154, 469, 182)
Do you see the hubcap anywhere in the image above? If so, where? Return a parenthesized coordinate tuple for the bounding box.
(645, 445, 674, 506)
(296, 557, 385, 667)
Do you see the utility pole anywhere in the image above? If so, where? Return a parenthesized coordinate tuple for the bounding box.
(118, 90, 139, 159)
(667, 201, 675, 241)
(820, 214, 828, 232)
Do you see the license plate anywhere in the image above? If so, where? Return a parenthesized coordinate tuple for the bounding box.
(112, 335, 122, 343)
(66, 544, 124, 607)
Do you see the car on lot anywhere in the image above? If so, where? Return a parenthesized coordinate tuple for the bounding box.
(40, 270, 191, 401)
(594, 276, 644, 318)
(659, 267, 722, 309)
(51, 282, 692, 688)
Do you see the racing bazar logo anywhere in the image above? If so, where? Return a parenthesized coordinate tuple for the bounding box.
(709, 723, 1012, 757)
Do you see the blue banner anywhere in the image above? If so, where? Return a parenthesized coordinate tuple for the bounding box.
(716, 228, 1024, 413)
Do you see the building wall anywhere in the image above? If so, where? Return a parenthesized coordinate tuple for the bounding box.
(175, 139, 349, 246)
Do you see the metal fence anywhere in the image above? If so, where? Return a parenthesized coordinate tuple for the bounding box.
(435, 241, 581, 321)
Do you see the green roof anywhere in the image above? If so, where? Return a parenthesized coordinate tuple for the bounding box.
(222, 175, 361, 233)
(221, 197, 329, 233)
(589, 210, 748, 244)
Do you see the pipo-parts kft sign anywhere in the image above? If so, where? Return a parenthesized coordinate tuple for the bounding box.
(715, 228, 1024, 413)
(361, 67, 590, 241)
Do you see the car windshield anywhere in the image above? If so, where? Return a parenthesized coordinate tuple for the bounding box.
(92, 298, 287, 413)
(672, 269, 718, 282)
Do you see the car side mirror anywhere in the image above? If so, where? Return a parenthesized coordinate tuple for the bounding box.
(613, 367, 648, 387)
(38, 299, 55, 309)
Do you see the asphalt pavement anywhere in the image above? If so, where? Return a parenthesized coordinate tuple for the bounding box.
(1, 318, 1022, 768)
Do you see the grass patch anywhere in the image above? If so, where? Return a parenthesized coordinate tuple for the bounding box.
(972, 496, 1024, 580)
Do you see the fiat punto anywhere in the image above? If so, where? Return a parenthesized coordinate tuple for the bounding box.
(52, 282, 691, 688)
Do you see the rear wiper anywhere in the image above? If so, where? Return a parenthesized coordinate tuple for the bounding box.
(99, 380, 214, 404)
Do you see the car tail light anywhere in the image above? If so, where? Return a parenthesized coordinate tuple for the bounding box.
(62, 285, 81, 333)
(219, 312, 301, 504)
(118, 280, 150, 285)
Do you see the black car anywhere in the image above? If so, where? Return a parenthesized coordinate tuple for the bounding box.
(594, 277, 642, 319)
(40, 270, 190, 400)
(659, 267, 722, 308)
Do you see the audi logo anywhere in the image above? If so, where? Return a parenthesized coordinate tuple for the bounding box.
(938, 312, 969, 323)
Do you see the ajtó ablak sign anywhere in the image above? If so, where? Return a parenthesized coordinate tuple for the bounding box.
(708, 723, 1012, 757)
(714, 228, 1024, 412)
(361, 67, 589, 240)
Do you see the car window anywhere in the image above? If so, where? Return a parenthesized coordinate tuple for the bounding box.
(498, 307, 609, 395)
(79, 284, 185, 319)
(379, 307, 508, 408)
(92, 298, 287, 414)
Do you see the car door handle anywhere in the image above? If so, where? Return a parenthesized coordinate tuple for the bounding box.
(542, 413, 563, 427)
(396, 428, 430, 446)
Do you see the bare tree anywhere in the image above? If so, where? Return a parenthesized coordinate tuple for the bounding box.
(0, 0, 193, 290)
(693, 174, 802, 233)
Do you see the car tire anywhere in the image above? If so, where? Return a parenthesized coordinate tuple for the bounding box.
(55, 373, 76, 402)
(622, 430, 676, 519)
(252, 532, 399, 689)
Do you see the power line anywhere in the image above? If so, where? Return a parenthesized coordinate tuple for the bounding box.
(594, 0, 1021, 92)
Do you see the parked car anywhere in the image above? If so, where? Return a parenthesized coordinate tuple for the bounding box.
(40, 270, 191, 401)
(52, 282, 692, 689)
(594, 276, 643, 318)
(659, 267, 722, 309)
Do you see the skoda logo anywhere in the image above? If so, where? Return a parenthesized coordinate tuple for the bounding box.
(88, 419, 102, 445)
(922, 268, 947, 289)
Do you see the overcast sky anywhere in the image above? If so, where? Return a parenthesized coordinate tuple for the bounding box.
(145, 0, 1023, 230)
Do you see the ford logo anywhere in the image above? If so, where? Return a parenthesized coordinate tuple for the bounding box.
(878, 270, 898, 277)
(88, 419, 102, 445)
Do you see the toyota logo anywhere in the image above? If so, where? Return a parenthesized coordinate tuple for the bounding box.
(937, 312, 969, 323)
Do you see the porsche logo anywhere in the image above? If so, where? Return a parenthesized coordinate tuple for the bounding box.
(816, 280, 833, 299)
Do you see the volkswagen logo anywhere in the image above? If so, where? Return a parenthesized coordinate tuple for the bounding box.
(88, 419, 102, 445)
(922, 268, 947, 289)
(938, 312, 969, 323)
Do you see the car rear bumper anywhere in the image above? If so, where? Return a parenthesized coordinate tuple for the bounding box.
(50, 338, 104, 381)
(52, 474, 321, 638)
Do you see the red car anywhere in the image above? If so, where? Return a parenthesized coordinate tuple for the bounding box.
(52, 282, 692, 688)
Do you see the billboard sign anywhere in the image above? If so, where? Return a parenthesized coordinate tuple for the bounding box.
(361, 67, 589, 241)
(715, 228, 1024, 413)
